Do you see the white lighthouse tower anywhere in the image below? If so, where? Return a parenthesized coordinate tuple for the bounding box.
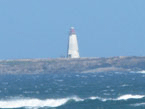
(67, 27, 80, 58)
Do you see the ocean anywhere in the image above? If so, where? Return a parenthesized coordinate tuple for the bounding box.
(0, 72, 145, 109)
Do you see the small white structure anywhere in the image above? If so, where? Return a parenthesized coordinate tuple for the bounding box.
(67, 27, 80, 58)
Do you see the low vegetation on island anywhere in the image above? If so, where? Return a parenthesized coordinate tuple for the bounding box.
(0, 56, 145, 74)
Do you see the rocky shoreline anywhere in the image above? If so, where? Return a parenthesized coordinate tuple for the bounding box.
(0, 56, 145, 74)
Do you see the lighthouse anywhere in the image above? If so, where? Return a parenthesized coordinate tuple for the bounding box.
(67, 27, 80, 58)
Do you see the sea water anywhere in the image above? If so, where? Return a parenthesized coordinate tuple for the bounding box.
(0, 72, 145, 109)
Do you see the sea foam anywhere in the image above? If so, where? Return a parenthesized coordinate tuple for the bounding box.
(0, 97, 83, 108)
(116, 94, 145, 100)
(89, 94, 145, 102)
(137, 70, 145, 74)
(0, 94, 144, 108)
(0, 98, 68, 108)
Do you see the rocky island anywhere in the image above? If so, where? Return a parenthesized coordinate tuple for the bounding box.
(0, 56, 145, 74)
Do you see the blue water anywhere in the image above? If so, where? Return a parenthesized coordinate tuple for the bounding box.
(0, 72, 145, 109)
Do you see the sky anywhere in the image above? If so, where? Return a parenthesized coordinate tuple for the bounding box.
(0, 0, 145, 59)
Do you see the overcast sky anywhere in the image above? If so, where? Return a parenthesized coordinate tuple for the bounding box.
(0, 0, 145, 59)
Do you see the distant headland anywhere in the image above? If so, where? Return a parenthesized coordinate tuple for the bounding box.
(0, 56, 145, 74)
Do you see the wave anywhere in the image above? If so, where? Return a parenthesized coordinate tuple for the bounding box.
(0, 94, 144, 108)
(89, 94, 145, 102)
(131, 102, 145, 107)
(0, 97, 83, 109)
(116, 94, 145, 100)
(136, 70, 145, 74)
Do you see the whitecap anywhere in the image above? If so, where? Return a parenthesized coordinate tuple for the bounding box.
(114, 72, 122, 74)
(121, 84, 129, 87)
(116, 94, 145, 100)
(102, 90, 108, 92)
(71, 96, 84, 102)
(89, 96, 97, 100)
(0, 98, 68, 108)
(88, 96, 108, 102)
(137, 70, 145, 74)
(88, 94, 145, 102)
(0, 97, 83, 109)
(0, 94, 144, 108)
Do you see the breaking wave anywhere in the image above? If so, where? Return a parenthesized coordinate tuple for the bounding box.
(116, 94, 144, 100)
(88, 94, 145, 101)
(0, 97, 83, 108)
(0, 94, 144, 108)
